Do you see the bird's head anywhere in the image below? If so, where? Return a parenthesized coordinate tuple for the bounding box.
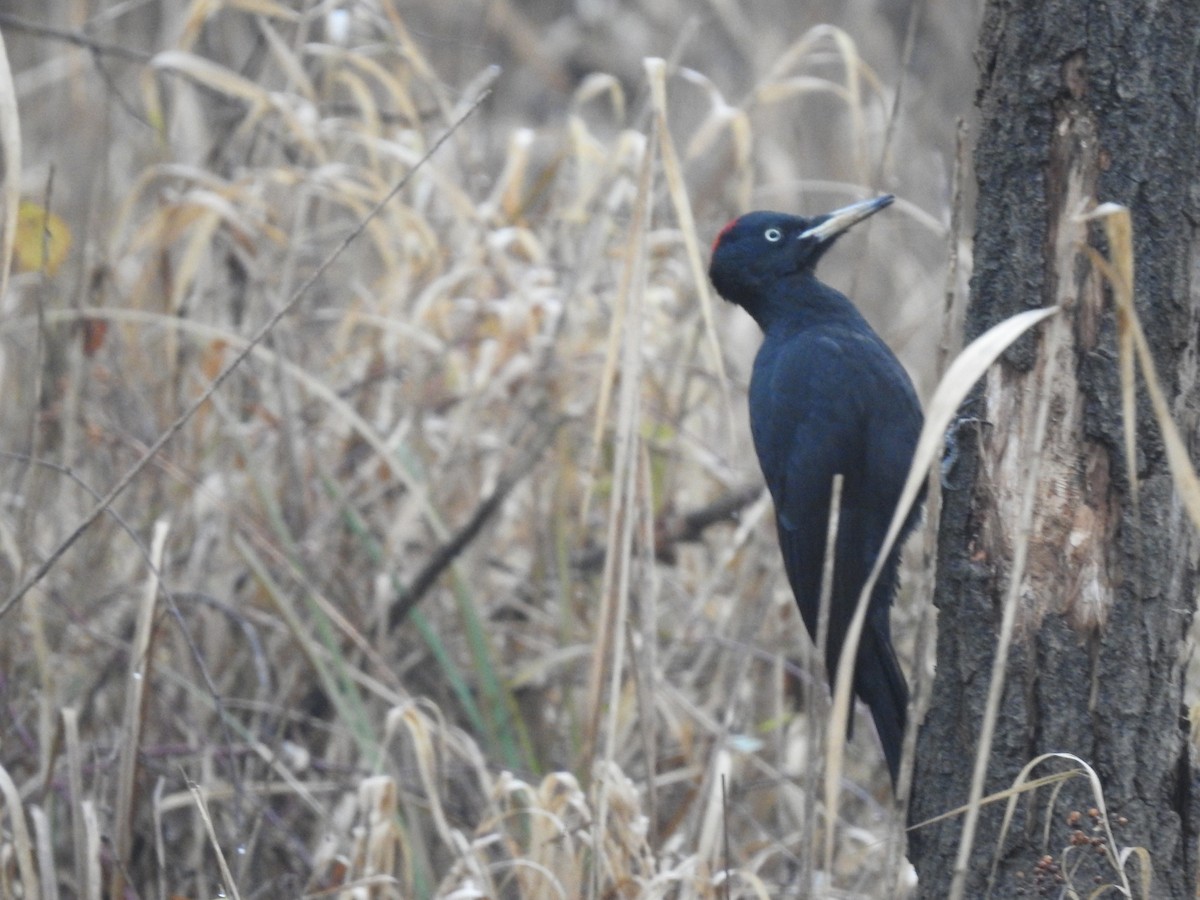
(708, 195, 894, 305)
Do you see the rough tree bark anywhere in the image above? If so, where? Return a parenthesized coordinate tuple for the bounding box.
(909, 2, 1200, 898)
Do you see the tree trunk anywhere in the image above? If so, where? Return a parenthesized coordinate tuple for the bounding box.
(909, 2, 1200, 897)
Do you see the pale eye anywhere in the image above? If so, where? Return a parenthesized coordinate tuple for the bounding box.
(764, 227, 783, 242)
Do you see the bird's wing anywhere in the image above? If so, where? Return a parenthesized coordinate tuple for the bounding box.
(750, 331, 870, 616)
(861, 337, 924, 514)
(750, 330, 873, 536)
(750, 325, 921, 664)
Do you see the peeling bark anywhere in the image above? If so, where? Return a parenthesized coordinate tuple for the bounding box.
(909, 2, 1200, 897)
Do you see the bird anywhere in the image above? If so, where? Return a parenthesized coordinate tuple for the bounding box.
(708, 195, 922, 786)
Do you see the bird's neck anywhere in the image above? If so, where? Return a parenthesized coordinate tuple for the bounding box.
(743, 272, 869, 336)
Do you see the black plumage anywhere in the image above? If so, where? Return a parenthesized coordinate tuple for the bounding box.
(708, 196, 922, 785)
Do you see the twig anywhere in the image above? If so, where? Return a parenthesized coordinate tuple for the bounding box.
(722, 774, 732, 900)
(0, 89, 492, 621)
(572, 482, 764, 571)
(0, 13, 152, 63)
(668, 482, 765, 546)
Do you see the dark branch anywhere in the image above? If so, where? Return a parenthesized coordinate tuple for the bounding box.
(572, 482, 765, 571)
(0, 13, 152, 63)
(386, 418, 564, 632)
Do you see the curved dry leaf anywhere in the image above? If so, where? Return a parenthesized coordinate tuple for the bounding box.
(179, 0, 300, 48)
(332, 68, 384, 150)
(170, 206, 222, 313)
(151, 50, 272, 108)
(753, 76, 852, 107)
(1082, 202, 1200, 532)
(571, 72, 626, 125)
(486, 128, 534, 221)
(985, 752, 1134, 897)
(336, 51, 423, 128)
(257, 15, 315, 101)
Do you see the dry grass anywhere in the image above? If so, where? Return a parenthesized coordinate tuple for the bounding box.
(0, 1, 978, 896)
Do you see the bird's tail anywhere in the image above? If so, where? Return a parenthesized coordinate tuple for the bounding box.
(854, 622, 910, 789)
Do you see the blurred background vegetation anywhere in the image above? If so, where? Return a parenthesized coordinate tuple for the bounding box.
(0, 0, 981, 895)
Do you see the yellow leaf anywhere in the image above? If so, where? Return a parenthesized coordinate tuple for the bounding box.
(14, 200, 72, 276)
